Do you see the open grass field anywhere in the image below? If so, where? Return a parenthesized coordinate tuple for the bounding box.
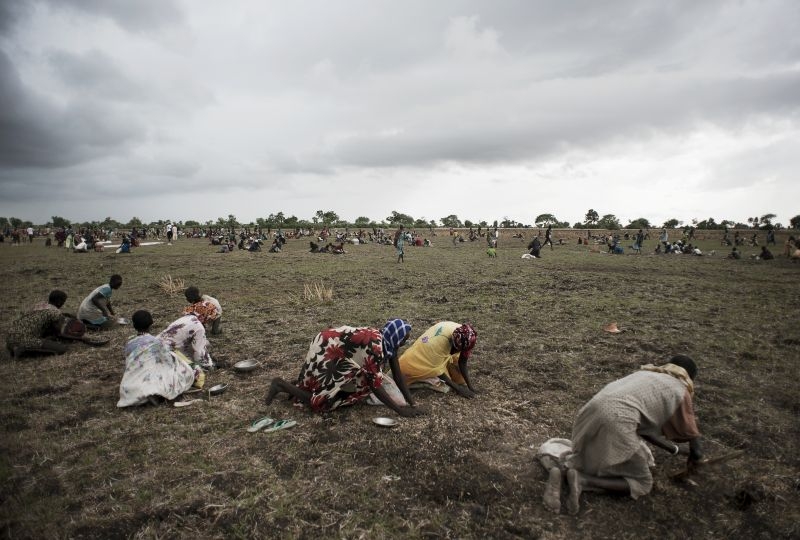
(1, 233, 798, 539)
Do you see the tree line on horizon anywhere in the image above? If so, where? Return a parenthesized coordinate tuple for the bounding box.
(1, 210, 797, 233)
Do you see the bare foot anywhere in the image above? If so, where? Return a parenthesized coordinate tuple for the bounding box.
(543, 467, 562, 513)
(567, 469, 582, 516)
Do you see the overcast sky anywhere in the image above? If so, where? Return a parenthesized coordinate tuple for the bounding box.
(1, 0, 798, 227)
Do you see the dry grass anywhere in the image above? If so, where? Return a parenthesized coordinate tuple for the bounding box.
(158, 274, 186, 296)
(0, 234, 798, 539)
(302, 281, 334, 303)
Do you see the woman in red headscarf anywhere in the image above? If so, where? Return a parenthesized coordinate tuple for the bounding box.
(398, 321, 478, 398)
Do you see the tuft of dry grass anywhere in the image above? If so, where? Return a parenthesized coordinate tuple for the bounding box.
(302, 280, 333, 303)
(158, 274, 186, 296)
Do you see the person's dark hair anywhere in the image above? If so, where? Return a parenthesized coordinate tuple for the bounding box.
(668, 355, 697, 380)
(48, 290, 68, 308)
(110, 274, 123, 288)
(132, 310, 153, 332)
(185, 286, 201, 303)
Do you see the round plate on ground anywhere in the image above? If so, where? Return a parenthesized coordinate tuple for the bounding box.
(234, 359, 259, 372)
(208, 383, 228, 395)
(372, 417, 398, 428)
(117, 317, 129, 325)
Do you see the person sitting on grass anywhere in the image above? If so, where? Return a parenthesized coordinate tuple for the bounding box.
(5, 290, 70, 358)
(551, 355, 703, 515)
(265, 320, 422, 417)
(77, 274, 123, 329)
(117, 310, 202, 407)
(757, 246, 774, 260)
(398, 321, 479, 398)
(184, 286, 223, 335)
(528, 237, 542, 258)
(726, 246, 741, 260)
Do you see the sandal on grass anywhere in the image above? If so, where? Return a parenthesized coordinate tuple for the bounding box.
(262, 419, 297, 433)
(247, 416, 275, 433)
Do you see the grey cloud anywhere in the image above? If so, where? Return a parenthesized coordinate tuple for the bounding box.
(0, 49, 145, 168)
(48, 49, 145, 102)
(45, 0, 183, 33)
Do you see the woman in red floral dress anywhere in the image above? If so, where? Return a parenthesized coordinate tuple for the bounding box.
(265, 320, 422, 417)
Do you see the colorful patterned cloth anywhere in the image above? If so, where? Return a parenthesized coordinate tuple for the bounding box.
(183, 299, 219, 324)
(158, 314, 212, 365)
(381, 319, 411, 362)
(296, 326, 386, 412)
(6, 305, 64, 350)
(117, 334, 196, 407)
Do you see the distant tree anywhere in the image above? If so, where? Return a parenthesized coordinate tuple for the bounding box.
(315, 210, 324, 223)
(226, 214, 239, 231)
(598, 214, 621, 230)
(429, 220, 438, 228)
(572, 222, 584, 229)
(100, 216, 120, 230)
(662, 218, 680, 228)
(321, 211, 338, 225)
(184, 220, 200, 227)
(9, 217, 23, 228)
(354, 216, 371, 227)
(696, 218, 721, 229)
(463, 220, 473, 228)
(790, 215, 800, 229)
(413, 218, 428, 228)
(126, 216, 143, 229)
(440, 215, 462, 228)
(478, 221, 487, 227)
(759, 213, 776, 228)
(626, 218, 651, 230)
(0, 217, 6, 228)
(256, 218, 266, 229)
(535, 213, 559, 227)
(51, 216, 71, 228)
(720, 220, 736, 229)
(284, 215, 299, 227)
(385, 211, 413, 226)
(584, 209, 599, 225)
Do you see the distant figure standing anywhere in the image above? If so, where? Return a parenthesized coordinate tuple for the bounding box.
(633, 229, 644, 254)
(766, 229, 776, 245)
(166, 222, 174, 244)
(26, 226, 34, 243)
(394, 225, 405, 263)
(543, 225, 554, 250)
(659, 229, 669, 250)
(488, 227, 499, 248)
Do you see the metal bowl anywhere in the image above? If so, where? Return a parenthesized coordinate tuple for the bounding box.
(234, 359, 259, 372)
(372, 417, 398, 428)
(208, 383, 228, 396)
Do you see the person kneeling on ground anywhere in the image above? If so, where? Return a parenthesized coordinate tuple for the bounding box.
(398, 321, 479, 398)
(184, 286, 223, 335)
(758, 246, 774, 260)
(528, 237, 542, 258)
(117, 310, 203, 407)
(159, 301, 218, 370)
(541, 355, 703, 515)
(77, 275, 123, 329)
(265, 320, 422, 417)
(6, 290, 71, 358)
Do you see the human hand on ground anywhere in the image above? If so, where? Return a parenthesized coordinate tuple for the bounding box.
(397, 406, 425, 417)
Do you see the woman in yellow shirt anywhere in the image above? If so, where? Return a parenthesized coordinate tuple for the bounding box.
(398, 321, 478, 398)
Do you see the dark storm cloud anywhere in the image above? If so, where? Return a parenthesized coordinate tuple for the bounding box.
(0, 49, 145, 168)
